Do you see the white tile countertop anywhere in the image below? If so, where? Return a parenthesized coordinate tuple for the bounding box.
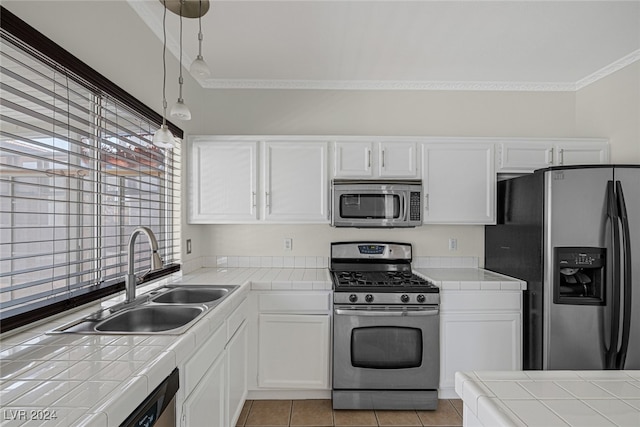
(0, 267, 330, 427)
(456, 370, 640, 426)
(415, 268, 527, 291)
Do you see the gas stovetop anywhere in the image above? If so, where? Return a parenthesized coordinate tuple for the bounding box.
(332, 271, 438, 292)
(330, 242, 439, 305)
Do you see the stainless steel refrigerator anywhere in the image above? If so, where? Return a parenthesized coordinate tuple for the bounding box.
(485, 165, 639, 370)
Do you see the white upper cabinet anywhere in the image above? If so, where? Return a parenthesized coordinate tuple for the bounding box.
(263, 141, 329, 223)
(378, 141, 419, 177)
(189, 136, 607, 225)
(189, 137, 329, 224)
(189, 138, 259, 223)
(333, 140, 419, 178)
(334, 141, 374, 177)
(496, 139, 609, 172)
(421, 142, 496, 224)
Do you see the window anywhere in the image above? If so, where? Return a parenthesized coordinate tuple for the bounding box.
(0, 8, 182, 332)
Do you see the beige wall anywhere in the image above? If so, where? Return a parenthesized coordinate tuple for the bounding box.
(193, 66, 639, 262)
(576, 62, 640, 163)
(190, 89, 580, 262)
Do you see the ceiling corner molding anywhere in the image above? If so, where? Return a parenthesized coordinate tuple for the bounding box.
(576, 49, 640, 90)
(200, 79, 578, 92)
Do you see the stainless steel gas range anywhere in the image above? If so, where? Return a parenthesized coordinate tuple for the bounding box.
(330, 242, 440, 410)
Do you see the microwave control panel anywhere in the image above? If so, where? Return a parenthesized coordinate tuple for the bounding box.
(410, 192, 421, 221)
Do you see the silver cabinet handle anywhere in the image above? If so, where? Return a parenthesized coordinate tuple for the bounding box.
(265, 192, 270, 208)
(546, 148, 554, 165)
(381, 150, 386, 168)
(558, 148, 564, 165)
(425, 193, 429, 211)
(367, 148, 371, 168)
(252, 191, 256, 208)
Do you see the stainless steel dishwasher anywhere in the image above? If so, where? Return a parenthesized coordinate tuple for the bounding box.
(120, 368, 179, 427)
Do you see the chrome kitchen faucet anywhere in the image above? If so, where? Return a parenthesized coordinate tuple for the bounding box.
(125, 227, 164, 303)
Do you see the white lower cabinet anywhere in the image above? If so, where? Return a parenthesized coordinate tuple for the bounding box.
(258, 314, 330, 389)
(181, 351, 226, 427)
(179, 299, 248, 427)
(227, 322, 248, 425)
(439, 291, 522, 398)
(247, 291, 332, 398)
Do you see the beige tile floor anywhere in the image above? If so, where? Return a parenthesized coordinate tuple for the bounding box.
(236, 399, 463, 426)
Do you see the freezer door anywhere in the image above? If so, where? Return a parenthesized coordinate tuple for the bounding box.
(543, 167, 613, 370)
(615, 167, 640, 369)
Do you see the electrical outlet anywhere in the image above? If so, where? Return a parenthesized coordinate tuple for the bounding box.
(448, 238, 458, 251)
(284, 238, 293, 251)
(186, 239, 192, 254)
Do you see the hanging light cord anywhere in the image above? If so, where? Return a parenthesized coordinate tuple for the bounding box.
(178, 1, 184, 101)
(161, 0, 168, 126)
(198, 0, 204, 57)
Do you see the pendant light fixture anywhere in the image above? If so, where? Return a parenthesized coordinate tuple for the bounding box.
(170, 0, 192, 121)
(189, 0, 211, 78)
(153, 0, 175, 149)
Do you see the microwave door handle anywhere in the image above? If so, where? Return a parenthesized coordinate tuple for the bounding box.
(402, 193, 409, 221)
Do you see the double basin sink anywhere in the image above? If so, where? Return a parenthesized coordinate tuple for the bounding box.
(52, 285, 238, 335)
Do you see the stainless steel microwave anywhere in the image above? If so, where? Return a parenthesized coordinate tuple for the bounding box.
(331, 180, 423, 228)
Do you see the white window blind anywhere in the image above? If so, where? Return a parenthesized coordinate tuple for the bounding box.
(0, 13, 181, 330)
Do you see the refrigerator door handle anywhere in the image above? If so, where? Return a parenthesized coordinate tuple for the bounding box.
(606, 180, 622, 369)
(615, 180, 632, 369)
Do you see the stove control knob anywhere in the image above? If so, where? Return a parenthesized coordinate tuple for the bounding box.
(417, 294, 426, 303)
(401, 294, 410, 303)
(349, 294, 358, 303)
(365, 294, 374, 303)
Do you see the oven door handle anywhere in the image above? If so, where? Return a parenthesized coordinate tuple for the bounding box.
(334, 307, 439, 316)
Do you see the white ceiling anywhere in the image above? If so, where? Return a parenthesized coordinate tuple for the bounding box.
(130, 0, 640, 91)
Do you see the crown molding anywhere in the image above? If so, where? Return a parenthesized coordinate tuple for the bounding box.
(576, 49, 640, 90)
(198, 78, 578, 91)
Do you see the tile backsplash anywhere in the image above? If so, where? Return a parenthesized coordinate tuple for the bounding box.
(182, 255, 478, 273)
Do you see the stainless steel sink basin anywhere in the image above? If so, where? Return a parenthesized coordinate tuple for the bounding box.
(50, 284, 240, 335)
(151, 286, 231, 304)
(95, 305, 204, 333)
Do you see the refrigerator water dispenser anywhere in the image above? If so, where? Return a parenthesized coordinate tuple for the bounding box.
(554, 247, 606, 305)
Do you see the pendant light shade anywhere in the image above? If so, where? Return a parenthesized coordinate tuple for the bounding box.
(170, 98, 192, 120)
(190, 54, 211, 78)
(153, 124, 175, 148)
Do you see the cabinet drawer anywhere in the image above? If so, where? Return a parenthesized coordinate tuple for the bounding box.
(227, 299, 248, 340)
(440, 291, 522, 312)
(258, 292, 331, 313)
(184, 324, 226, 396)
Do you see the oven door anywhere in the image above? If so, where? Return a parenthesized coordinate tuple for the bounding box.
(333, 306, 439, 390)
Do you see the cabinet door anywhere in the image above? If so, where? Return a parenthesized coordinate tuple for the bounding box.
(227, 322, 248, 426)
(440, 312, 521, 395)
(258, 314, 330, 389)
(496, 142, 554, 172)
(334, 141, 373, 178)
(554, 141, 609, 166)
(263, 142, 329, 222)
(422, 143, 495, 224)
(189, 139, 258, 223)
(497, 139, 609, 172)
(181, 352, 226, 427)
(378, 141, 419, 178)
